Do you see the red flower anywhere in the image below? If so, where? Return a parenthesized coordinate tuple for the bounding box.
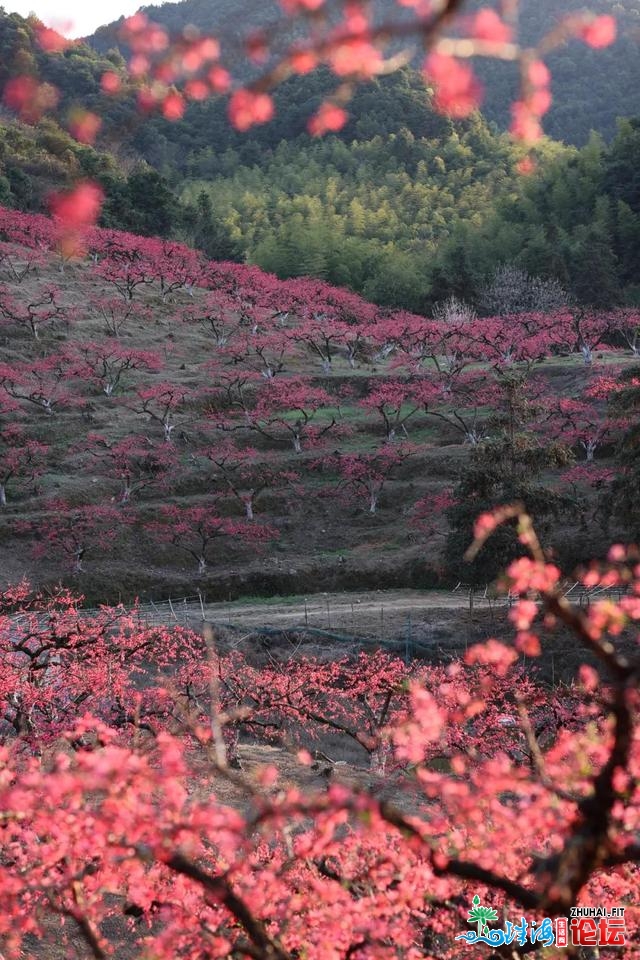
(50, 182, 103, 228)
(473, 511, 498, 539)
(423, 52, 482, 118)
(184, 80, 209, 101)
(208, 66, 231, 92)
(279, 0, 325, 11)
(2, 76, 59, 122)
(100, 71, 121, 94)
(228, 89, 275, 131)
(68, 109, 102, 144)
(528, 59, 551, 88)
(35, 23, 71, 53)
(308, 102, 348, 135)
(49, 182, 104, 256)
(470, 9, 513, 44)
(162, 92, 185, 121)
(510, 101, 543, 144)
(579, 15, 617, 49)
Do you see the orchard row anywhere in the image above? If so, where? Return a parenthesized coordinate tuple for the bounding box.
(0, 513, 638, 958)
(0, 206, 634, 577)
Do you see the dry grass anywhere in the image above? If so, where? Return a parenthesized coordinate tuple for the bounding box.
(0, 247, 629, 607)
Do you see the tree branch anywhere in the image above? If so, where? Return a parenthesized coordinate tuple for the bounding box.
(163, 852, 293, 960)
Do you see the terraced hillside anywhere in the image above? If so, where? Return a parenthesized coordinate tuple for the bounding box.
(0, 206, 634, 603)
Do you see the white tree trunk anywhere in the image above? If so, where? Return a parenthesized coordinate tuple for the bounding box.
(374, 343, 394, 362)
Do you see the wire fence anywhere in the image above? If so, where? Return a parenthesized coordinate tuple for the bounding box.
(7, 581, 628, 661)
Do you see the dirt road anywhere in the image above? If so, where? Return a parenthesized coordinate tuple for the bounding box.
(201, 588, 500, 638)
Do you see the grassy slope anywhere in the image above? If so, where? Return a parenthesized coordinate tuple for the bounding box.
(0, 241, 628, 605)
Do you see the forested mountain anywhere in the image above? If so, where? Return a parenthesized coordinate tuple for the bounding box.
(176, 82, 520, 309)
(130, 67, 479, 174)
(90, 0, 640, 145)
(182, 116, 640, 311)
(2, 4, 640, 311)
(477, 0, 640, 143)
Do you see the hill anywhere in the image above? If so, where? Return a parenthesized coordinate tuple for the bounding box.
(89, 0, 640, 145)
(0, 205, 634, 604)
(3, 8, 640, 314)
(181, 114, 640, 312)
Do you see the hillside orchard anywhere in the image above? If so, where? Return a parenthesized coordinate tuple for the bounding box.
(0, 4, 638, 956)
(0, 204, 638, 595)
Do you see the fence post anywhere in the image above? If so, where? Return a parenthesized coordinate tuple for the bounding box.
(198, 590, 206, 621)
(405, 615, 412, 664)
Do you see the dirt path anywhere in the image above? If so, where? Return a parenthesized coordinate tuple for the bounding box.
(201, 588, 498, 637)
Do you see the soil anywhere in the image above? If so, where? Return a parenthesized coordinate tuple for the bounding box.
(0, 245, 633, 607)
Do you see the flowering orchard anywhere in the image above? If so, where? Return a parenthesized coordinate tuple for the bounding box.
(0, 510, 639, 958)
(0, 204, 637, 588)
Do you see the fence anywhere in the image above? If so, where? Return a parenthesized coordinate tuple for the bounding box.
(7, 581, 628, 662)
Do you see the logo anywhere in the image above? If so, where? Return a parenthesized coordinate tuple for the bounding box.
(455, 895, 627, 948)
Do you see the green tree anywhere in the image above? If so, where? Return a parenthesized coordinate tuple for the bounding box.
(125, 169, 179, 238)
(183, 191, 242, 262)
(445, 371, 572, 584)
(570, 198, 620, 306)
